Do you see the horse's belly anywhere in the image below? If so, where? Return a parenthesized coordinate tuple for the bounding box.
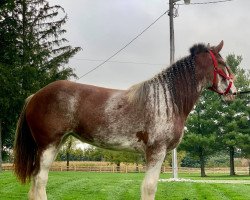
(89, 127, 145, 153)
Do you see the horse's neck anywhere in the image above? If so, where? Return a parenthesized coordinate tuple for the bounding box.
(180, 79, 204, 117)
(150, 66, 204, 118)
(168, 70, 207, 118)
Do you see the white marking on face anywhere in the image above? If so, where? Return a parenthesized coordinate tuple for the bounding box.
(216, 66, 236, 94)
(224, 69, 237, 94)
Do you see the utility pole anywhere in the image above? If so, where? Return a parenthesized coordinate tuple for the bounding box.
(169, 0, 178, 179)
(169, 0, 190, 179)
(169, 0, 175, 65)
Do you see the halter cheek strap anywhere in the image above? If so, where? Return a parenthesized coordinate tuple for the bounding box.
(208, 50, 233, 95)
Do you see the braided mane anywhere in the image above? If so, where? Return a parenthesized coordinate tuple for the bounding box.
(127, 43, 208, 114)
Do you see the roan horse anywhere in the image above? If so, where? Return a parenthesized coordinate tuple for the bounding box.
(14, 41, 236, 200)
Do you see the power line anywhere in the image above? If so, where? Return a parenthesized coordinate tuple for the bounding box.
(72, 58, 165, 66)
(77, 10, 168, 80)
(77, 0, 234, 80)
(177, 0, 234, 5)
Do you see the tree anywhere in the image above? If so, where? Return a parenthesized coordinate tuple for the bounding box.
(65, 136, 74, 170)
(0, 0, 81, 169)
(56, 146, 85, 162)
(217, 99, 249, 175)
(180, 54, 249, 177)
(181, 153, 200, 168)
(165, 150, 186, 167)
(102, 149, 144, 171)
(180, 91, 222, 177)
(83, 147, 104, 161)
(56, 145, 104, 162)
(216, 55, 250, 176)
(237, 133, 250, 175)
(0, 0, 23, 169)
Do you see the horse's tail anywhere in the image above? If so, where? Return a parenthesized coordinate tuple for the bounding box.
(14, 94, 40, 184)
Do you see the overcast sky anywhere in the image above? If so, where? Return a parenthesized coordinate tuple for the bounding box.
(50, 0, 250, 89)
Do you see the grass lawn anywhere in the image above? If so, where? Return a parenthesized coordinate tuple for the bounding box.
(0, 171, 249, 200)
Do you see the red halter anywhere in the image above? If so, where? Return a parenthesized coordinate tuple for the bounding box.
(208, 50, 233, 95)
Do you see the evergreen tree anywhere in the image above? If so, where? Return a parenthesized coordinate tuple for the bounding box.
(216, 55, 250, 176)
(180, 91, 221, 177)
(180, 54, 249, 177)
(17, 0, 81, 92)
(0, 0, 23, 170)
(0, 0, 81, 168)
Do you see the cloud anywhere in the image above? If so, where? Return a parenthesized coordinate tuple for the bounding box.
(50, 0, 250, 89)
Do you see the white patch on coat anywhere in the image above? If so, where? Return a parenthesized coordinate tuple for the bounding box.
(103, 91, 144, 151)
(147, 83, 175, 146)
(141, 147, 166, 200)
(56, 91, 78, 126)
(29, 145, 58, 200)
(68, 95, 77, 114)
(102, 81, 178, 152)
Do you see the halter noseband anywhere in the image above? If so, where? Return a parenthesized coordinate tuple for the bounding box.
(208, 50, 233, 95)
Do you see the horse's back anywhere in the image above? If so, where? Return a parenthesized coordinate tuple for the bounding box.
(25, 80, 123, 148)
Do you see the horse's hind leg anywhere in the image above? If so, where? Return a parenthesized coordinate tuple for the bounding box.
(28, 144, 59, 200)
(141, 145, 166, 200)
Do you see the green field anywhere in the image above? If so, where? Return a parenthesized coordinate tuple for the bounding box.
(0, 171, 249, 200)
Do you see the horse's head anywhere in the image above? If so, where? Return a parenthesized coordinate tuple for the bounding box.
(206, 40, 237, 100)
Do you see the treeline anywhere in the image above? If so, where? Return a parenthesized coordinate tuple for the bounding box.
(56, 144, 237, 168)
(57, 137, 144, 169)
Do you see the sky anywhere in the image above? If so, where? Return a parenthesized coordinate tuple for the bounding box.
(49, 0, 250, 90)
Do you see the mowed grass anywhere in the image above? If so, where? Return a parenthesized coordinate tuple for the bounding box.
(0, 171, 250, 200)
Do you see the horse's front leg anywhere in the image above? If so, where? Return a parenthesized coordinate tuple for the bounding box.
(141, 144, 166, 200)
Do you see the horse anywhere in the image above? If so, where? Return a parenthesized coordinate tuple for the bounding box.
(14, 40, 236, 200)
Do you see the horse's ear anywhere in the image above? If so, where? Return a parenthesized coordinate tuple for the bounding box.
(214, 40, 224, 53)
